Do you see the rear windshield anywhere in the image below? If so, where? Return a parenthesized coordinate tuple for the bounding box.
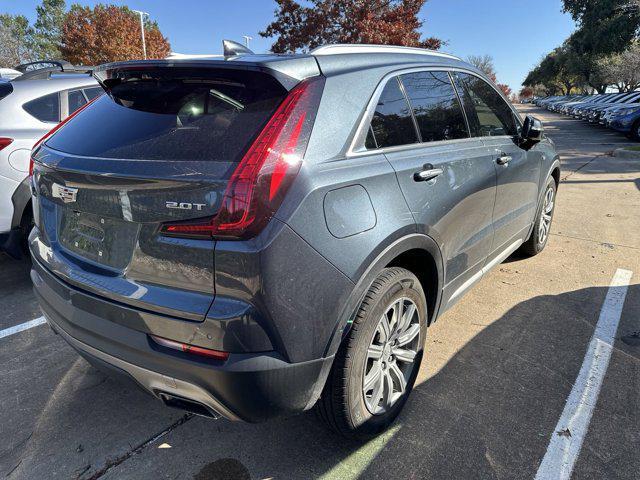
(0, 81, 13, 101)
(46, 68, 287, 162)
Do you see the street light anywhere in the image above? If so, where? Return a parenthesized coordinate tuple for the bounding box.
(132, 10, 149, 59)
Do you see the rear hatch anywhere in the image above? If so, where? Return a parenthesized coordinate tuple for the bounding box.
(30, 63, 290, 320)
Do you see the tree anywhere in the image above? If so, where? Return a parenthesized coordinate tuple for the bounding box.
(466, 54, 512, 96)
(523, 45, 587, 95)
(595, 42, 640, 92)
(0, 14, 35, 67)
(33, 0, 66, 59)
(497, 83, 512, 97)
(519, 86, 534, 99)
(61, 4, 171, 65)
(466, 54, 496, 79)
(563, 0, 640, 56)
(260, 0, 443, 53)
(524, 0, 640, 95)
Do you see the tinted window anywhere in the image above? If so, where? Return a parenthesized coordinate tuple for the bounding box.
(365, 126, 378, 149)
(0, 81, 13, 101)
(453, 72, 518, 137)
(68, 90, 87, 115)
(23, 92, 60, 122)
(368, 77, 418, 149)
(46, 69, 287, 162)
(400, 71, 468, 142)
(83, 87, 103, 100)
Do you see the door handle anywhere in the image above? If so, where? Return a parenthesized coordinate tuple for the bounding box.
(413, 164, 443, 182)
(496, 154, 512, 165)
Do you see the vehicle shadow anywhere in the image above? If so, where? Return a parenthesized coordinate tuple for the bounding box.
(244, 283, 639, 480)
(6, 283, 639, 479)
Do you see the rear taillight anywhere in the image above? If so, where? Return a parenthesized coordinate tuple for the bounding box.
(150, 335, 229, 361)
(160, 75, 325, 240)
(30, 95, 100, 176)
(0, 137, 13, 151)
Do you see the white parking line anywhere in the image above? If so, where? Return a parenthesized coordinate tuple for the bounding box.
(535, 268, 633, 480)
(0, 316, 47, 339)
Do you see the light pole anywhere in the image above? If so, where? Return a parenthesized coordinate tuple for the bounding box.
(132, 10, 149, 59)
(242, 35, 253, 48)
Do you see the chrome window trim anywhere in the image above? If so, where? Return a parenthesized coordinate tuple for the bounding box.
(347, 65, 523, 158)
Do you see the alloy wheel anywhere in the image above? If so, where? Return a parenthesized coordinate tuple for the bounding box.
(362, 297, 421, 415)
(538, 186, 555, 245)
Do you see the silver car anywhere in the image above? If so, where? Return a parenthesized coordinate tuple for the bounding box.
(0, 63, 101, 256)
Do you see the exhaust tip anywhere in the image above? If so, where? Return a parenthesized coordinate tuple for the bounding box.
(158, 392, 221, 419)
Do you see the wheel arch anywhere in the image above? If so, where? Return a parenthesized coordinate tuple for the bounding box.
(322, 233, 444, 359)
(550, 160, 561, 188)
(10, 176, 32, 229)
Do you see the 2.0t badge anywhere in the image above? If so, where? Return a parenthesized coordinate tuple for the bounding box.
(52, 183, 78, 203)
(165, 201, 207, 211)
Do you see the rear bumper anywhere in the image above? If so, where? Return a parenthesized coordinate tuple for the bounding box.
(31, 257, 334, 422)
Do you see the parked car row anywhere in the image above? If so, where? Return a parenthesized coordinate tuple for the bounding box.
(534, 91, 640, 141)
(0, 60, 100, 257)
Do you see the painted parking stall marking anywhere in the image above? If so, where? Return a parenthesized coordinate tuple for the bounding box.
(535, 268, 633, 480)
(0, 316, 46, 339)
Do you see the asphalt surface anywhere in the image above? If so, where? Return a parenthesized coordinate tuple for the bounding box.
(1, 105, 639, 479)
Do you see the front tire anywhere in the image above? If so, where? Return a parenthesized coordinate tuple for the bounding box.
(521, 176, 557, 256)
(316, 267, 427, 438)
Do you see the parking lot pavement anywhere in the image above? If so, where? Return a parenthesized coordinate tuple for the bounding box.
(1, 105, 639, 479)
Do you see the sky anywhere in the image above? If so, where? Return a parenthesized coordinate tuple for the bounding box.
(1, 0, 576, 92)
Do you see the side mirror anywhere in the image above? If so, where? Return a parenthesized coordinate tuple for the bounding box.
(522, 115, 544, 142)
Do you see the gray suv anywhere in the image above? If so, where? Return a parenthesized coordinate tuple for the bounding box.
(29, 43, 559, 438)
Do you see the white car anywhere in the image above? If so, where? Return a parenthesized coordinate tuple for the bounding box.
(0, 65, 101, 257)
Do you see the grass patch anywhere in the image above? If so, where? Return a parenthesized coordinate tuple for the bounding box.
(624, 146, 640, 151)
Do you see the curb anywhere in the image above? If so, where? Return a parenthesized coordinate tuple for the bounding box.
(613, 148, 640, 159)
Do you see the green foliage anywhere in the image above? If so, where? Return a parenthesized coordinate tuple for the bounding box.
(563, 0, 639, 55)
(524, 0, 640, 93)
(0, 0, 66, 66)
(523, 45, 584, 95)
(33, 0, 66, 59)
(0, 14, 35, 66)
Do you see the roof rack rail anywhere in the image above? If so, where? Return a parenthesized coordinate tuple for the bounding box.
(310, 44, 460, 60)
(14, 60, 75, 73)
(12, 60, 94, 82)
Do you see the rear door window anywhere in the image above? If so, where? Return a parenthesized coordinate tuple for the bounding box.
(368, 77, 418, 149)
(399, 71, 469, 142)
(453, 72, 518, 137)
(68, 89, 87, 115)
(45, 69, 287, 163)
(23, 92, 60, 123)
(83, 87, 103, 100)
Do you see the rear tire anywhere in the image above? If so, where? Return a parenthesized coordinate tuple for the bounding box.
(520, 176, 557, 257)
(316, 267, 427, 439)
(631, 120, 640, 142)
